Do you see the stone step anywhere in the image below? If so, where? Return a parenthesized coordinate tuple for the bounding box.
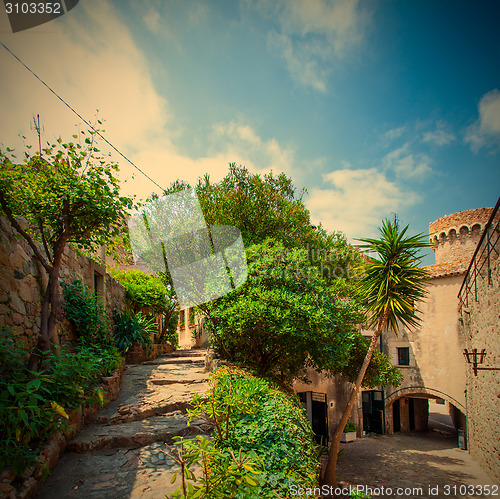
(149, 378, 207, 386)
(168, 349, 207, 358)
(95, 400, 192, 425)
(142, 356, 205, 366)
(67, 413, 212, 453)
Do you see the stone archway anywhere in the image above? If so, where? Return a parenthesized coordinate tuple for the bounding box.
(384, 386, 466, 436)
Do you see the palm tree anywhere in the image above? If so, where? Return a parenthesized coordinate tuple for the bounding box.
(322, 218, 430, 488)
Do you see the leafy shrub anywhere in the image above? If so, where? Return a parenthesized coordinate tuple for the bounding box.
(113, 309, 155, 354)
(47, 345, 121, 408)
(62, 280, 112, 346)
(107, 267, 171, 313)
(171, 365, 319, 498)
(344, 422, 356, 433)
(108, 267, 178, 344)
(0, 329, 62, 475)
(0, 327, 121, 476)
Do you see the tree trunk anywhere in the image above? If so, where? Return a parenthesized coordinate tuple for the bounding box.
(26, 249, 65, 371)
(27, 278, 52, 371)
(322, 308, 390, 490)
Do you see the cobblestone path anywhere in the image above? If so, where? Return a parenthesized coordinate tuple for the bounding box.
(37, 350, 210, 499)
(336, 430, 498, 499)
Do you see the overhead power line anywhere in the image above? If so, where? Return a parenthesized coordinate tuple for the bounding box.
(0, 42, 165, 193)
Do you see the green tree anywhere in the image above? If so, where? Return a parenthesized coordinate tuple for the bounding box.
(0, 132, 133, 370)
(108, 267, 178, 344)
(164, 163, 315, 248)
(204, 238, 402, 388)
(323, 218, 430, 487)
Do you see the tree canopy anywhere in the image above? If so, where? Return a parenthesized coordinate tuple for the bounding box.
(204, 238, 402, 387)
(163, 163, 315, 248)
(0, 131, 133, 369)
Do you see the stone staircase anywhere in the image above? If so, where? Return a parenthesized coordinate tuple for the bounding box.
(37, 349, 211, 499)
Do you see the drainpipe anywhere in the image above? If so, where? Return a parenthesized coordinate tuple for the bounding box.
(465, 388, 469, 453)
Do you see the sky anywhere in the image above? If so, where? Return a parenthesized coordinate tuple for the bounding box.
(1, 0, 499, 265)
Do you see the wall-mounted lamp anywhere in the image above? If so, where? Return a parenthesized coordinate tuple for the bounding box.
(463, 348, 500, 376)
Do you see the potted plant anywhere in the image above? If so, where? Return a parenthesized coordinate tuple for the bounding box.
(341, 421, 357, 443)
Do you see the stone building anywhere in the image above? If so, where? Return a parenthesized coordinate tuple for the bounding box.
(293, 206, 499, 483)
(458, 201, 500, 481)
(176, 306, 208, 349)
(382, 207, 493, 438)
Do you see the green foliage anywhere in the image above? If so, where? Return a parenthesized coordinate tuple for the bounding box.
(107, 268, 172, 314)
(165, 164, 314, 248)
(343, 422, 356, 433)
(108, 268, 179, 345)
(112, 309, 155, 354)
(0, 327, 121, 476)
(62, 280, 112, 346)
(170, 366, 319, 498)
(0, 130, 133, 253)
(205, 238, 364, 385)
(339, 333, 403, 388)
(0, 329, 62, 475)
(169, 436, 262, 499)
(47, 345, 121, 409)
(349, 492, 371, 499)
(356, 218, 430, 332)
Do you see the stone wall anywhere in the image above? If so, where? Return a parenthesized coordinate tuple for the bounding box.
(0, 216, 125, 349)
(429, 208, 492, 265)
(460, 259, 500, 482)
(293, 371, 362, 439)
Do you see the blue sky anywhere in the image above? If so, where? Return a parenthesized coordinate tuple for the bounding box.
(1, 0, 499, 264)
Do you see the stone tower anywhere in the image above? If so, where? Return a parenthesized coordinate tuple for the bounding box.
(429, 208, 493, 265)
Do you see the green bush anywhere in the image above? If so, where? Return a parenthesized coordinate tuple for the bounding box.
(171, 366, 319, 498)
(0, 327, 121, 477)
(108, 267, 178, 344)
(47, 345, 121, 409)
(344, 421, 356, 433)
(62, 280, 112, 346)
(113, 309, 155, 354)
(107, 267, 171, 313)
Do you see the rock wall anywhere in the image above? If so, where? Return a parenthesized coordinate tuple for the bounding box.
(429, 208, 493, 266)
(460, 260, 500, 482)
(0, 216, 125, 349)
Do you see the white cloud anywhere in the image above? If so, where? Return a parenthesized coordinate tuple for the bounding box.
(306, 168, 419, 240)
(0, 0, 170, 155)
(210, 121, 296, 176)
(422, 121, 455, 146)
(384, 126, 407, 142)
(0, 0, 301, 202)
(383, 144, 432, 180)
(465, 89, 500, 151)
(143, 7, 161, 34)
(250, 0, 369, 92)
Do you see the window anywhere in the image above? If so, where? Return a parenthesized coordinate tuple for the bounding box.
(397, 347, 410, 366)
(189, 308, 195, 326)
(179, 310, 185, 329)
(93, 270, 104, 297)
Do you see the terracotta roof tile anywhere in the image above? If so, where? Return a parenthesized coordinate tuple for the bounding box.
(424, 261, 468, 278)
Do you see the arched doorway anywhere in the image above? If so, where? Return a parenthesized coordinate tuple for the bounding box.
(384, 387, 466, 439)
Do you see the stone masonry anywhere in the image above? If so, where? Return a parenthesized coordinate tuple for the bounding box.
(0, 216, 125, 349)
(36, 349, 211, 499)
(460, 256, 500, 482)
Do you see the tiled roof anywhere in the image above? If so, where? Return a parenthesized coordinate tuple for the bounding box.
(424, 261, 468, 278)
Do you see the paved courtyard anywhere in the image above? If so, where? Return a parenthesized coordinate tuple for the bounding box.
(336, 411, 498, 499)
